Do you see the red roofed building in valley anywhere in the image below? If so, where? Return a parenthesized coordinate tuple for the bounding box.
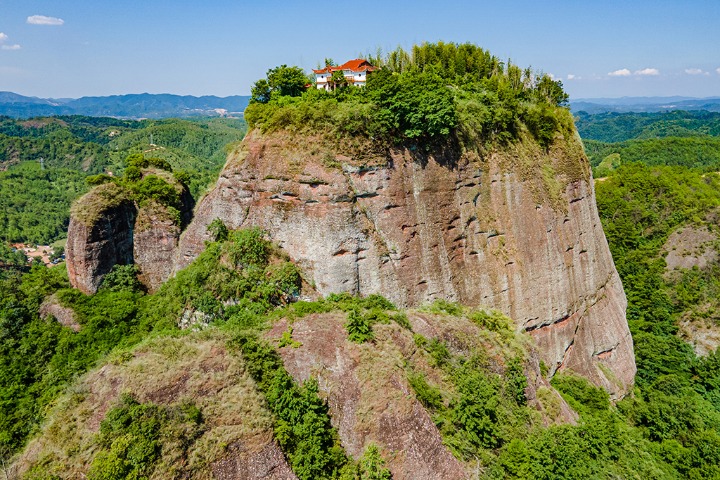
(313, 59, 378, 91)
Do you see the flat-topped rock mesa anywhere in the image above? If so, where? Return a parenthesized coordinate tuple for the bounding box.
(66, 168, 193, 294)
(172, 129, 635, 398)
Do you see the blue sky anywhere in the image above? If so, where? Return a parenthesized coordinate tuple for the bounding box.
(1, 0, 719, 99)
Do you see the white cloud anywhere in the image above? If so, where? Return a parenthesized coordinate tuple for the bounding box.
(608, 68, 631, 77)
(685, 68, 705, 75)
(567, 74, 577, 80)
(27, 15, 64, 26)
(717, 67, 720, 75)
(0, 32, 21, 50)
(635, 68, 660, 76)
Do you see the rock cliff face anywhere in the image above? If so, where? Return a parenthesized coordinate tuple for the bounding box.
(133, 201, 183, 292)
(66, 172, 193, 294)
(267, 314, 469, 480)
(66, 183, 136, 295)
(174, 130, 635, 397)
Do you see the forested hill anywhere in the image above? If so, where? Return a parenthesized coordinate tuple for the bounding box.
(0, 115, 246, 245)
(575, 110, 720, 176)
(0, 92, 250, 119)
(576, 110, 720, 143)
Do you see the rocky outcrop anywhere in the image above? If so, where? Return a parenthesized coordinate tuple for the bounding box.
(14, 332, 294, 478)
(66, 171, 193, 294)
(133, 201, 183, 292)
(175, 129, 636, 397)
(39, 294, 81, 332)
(66, 182, 136, 294)
(267, 314, 469, 480)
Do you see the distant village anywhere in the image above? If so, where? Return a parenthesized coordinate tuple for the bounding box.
(9, 243, 64, 267)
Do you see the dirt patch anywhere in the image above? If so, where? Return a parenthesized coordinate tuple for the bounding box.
(211, 440, 297, 480)
(663, 225, 718, 272)
(39, 294, 81, 332)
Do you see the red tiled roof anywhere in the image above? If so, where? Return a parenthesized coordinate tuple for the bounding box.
(313, 59, 378, 74)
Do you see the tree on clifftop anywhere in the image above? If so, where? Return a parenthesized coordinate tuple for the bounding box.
(251, 65, 308, 103)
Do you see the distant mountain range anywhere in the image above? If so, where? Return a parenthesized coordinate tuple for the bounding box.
(4, 91, 720, 119)
(0, 92, 250, 119)
(570, 96, 720, 114)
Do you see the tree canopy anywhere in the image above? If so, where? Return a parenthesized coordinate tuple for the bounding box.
(244, 42, 572, 148)
(251, 65, 309, 103)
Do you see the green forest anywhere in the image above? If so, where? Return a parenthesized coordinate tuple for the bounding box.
(0, 115, 246, 245)
(245, 42, 572, 150)
(574, 111, 720, 176)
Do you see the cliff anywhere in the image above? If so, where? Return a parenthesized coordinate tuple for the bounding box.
(66, 182, 137, 294)
(173, 129, 635, 398)
(66, 169, 193, 294)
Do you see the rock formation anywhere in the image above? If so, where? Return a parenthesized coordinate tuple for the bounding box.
(66, 182, 136, 294)
(65, 126, 636, 397)
(66, 170, 193, 294)
(173, 130, 636, 398)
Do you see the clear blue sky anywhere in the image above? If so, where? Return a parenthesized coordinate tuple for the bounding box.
(1, 0, 719, 99)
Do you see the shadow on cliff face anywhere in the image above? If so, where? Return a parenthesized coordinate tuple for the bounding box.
(404, 135, 463, 170)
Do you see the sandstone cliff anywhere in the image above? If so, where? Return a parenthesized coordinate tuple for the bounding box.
(66, 169, 193, 294)
(173, 130, 635, 398)
(66, 182, 136, 294)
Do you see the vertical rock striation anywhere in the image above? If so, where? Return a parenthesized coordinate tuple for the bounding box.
(66, 183, 136, 294)
(174, 130, 636, 397)
(66, 172, 193, 294)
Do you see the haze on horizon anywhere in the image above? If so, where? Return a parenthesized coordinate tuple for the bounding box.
(0, 0, 718, 100)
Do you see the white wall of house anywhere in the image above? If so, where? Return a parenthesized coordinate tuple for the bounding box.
(314, 69, 369, 90)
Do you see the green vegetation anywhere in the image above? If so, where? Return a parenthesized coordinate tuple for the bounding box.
(0, 162, 88, 244)
(0, 242, 27, 267)
(246, 42, 572, 150)
(575, 110, 720, 143)
(231, 335, 348, 479)
(575, 111, 720, 176)
(70, 152, 189, 228)
(0, 227, 299, 455)
(405, 304, 531, 463)
(587, 137, 720, 176)
(0, 115, 246, 244)
(87, 395, 204, 480)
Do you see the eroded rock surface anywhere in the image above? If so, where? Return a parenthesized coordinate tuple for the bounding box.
(134, 201, 183, 292)
(66, 171, 193, 294)
(267, 314, 469, 480)
(176, 130, 636, 397)
(66, 183, 136, 294)
(39, 294, 81, 332)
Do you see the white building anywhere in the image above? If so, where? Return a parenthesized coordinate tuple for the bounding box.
(313, 59, 378, 91)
